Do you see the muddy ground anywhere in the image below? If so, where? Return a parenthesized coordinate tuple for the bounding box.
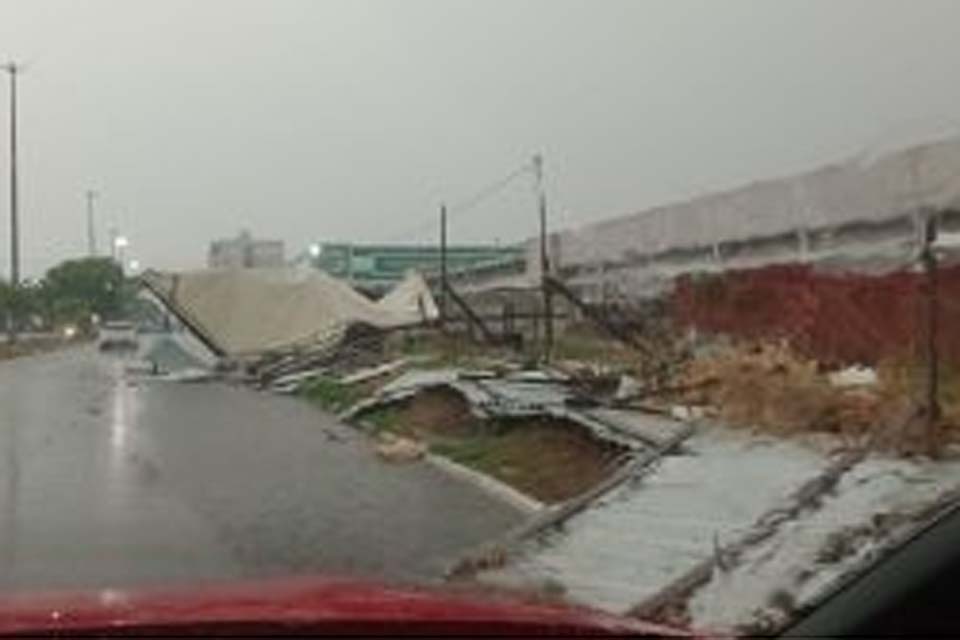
(359, 388, 625, 503)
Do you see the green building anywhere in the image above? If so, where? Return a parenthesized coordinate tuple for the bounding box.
(311, 243, 524, 293)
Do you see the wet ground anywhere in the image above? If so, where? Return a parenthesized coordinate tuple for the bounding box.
(0, 345, 522, 593)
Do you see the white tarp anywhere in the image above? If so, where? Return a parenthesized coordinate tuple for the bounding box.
(141, 267, 437, 357)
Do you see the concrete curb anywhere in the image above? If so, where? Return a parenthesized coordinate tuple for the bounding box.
(426, 453, 544, 514)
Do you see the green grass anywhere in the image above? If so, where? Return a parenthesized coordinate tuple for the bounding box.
(298, 375, 366, 412)
(429, 438, 493, 465)
(427, 420, 517, 468)
(359, 404, 406, 435)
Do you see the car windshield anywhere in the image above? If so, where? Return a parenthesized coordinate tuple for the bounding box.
(1, 1, 959, 637)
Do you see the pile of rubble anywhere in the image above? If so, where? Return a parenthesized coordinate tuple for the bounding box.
(670, 340, 958, 454)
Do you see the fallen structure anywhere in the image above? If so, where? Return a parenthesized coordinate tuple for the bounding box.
(140, 268, 439, 378)
(466, 424, 960, 635)
(343, 368, 687, 455)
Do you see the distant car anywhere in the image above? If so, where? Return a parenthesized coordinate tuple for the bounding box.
(98, 321, 138, 351)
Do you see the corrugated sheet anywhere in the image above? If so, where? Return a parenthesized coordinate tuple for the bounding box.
(479, 430, 827, 613)
(475, 426, 960, 634)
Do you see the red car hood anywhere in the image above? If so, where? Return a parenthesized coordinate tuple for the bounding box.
(0, 576, 703, 637)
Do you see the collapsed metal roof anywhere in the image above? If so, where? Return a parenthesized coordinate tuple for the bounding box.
(140, 268, 438, 358)
(472, 426, 960, 634)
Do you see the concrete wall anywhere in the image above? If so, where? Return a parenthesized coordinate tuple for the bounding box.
(556, 137, 960, 270)
(455, 137, 960, 305)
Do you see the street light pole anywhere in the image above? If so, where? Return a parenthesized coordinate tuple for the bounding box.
(85, 190, 98, 256)
(4, 62, 21, 342)
(113, 235, 129, 273)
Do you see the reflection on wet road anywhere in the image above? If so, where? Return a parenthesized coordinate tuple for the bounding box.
(0, 346, 522, 592)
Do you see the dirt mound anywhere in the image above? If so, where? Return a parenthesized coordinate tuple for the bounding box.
(676, 340, 958, 454)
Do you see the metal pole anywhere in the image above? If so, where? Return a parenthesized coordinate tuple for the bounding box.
(440, 204, 447, 326)
(5, 63, 20, 342)
(86, 190, 98, 256)
(109, 227, 117, 261)
(535, 154, 553, 361)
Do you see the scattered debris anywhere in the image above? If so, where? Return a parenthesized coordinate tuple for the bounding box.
(340, 358, 408, 385)
(375, 433, 428, 463)
(669, 405, 706, 422)
(828, 365, 878, 388)
(267, 368, 329, 394)
(161, 367, 215, 383)
(504, 369, 570, 384)
(614, 375, 641, 402)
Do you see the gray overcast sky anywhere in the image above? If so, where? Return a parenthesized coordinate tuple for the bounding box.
(1, 0, 960, 275)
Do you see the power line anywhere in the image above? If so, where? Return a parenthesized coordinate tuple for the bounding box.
(446, 162, 533, 217)
(384, 159, 535, 243)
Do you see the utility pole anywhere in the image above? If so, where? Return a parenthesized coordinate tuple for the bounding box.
(4, 62, 21, 343)
(85, 190, 98, 256)
(109, 226, 117, 261)
(439, 204, 448, 327)
(920, 212, 941, 456)
(535, 154, 553, 361)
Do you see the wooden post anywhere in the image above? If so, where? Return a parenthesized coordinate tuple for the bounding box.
(535, 154, 553, 361)
(921, 212, 941, 454)
(440, 204, 448, 327)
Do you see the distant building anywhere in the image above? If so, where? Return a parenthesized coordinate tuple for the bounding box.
(208, 231, 285, 269)
(310, 242, 524, 293)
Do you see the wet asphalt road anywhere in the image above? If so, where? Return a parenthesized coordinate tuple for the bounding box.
(0, 345, 522, 592)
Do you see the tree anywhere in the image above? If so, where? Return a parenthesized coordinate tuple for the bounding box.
(0, 278, 40, 331)
(0, 279, 12, 313)
(0, 258, 138, 332)
(42, 257, 129, 326)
